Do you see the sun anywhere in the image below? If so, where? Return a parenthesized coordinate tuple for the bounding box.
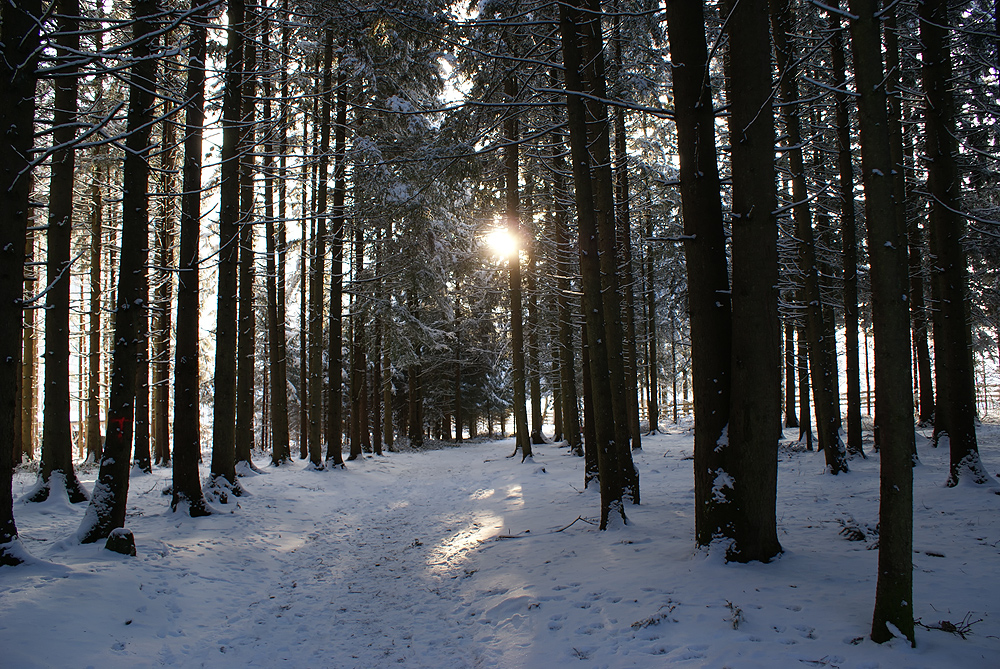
(486, 227, 518, 258)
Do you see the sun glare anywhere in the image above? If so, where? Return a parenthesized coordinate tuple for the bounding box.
(486, 228, 518, 258)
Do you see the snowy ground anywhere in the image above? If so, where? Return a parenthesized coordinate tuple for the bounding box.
(4, 420, 1000, 668)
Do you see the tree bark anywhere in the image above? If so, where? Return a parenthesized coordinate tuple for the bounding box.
(580, 323, 599, 488)
(579, 0, 639, 502)
(847, 0, 916, 644)
(298, 106, 310, 460)
(885, 9, 931, 430)
(831, 15, 862, 456)
(613, 102, 641, 450)
(235, 13, 258, 470)
(550, 116, 582, 456)
(407, 362, 424, 447)
(307, 40, 332, 468)
(276, 0, 291, 459)
(34, 0, 89, 504)
(211, 0, 247, 497)
(559, 0, 626, 527)
(644, 215, 659, 432)
(721, 0, 782, 562)
(504, 75, 532, 460)
(87, 146, 104, 462)
(0, 0, 42, 564)
(525, 201, 545, 446)
(326, 50, 347, 466)
(906, 162, 935, 426)
(454, 295, 463, 444)
(171, 0, 211, 517)
(264, 20, 291, 466)
(133, 230, 151, 473)
(349, 224, 370, 459)
(920, 0, 989, 486)
(79, 0, 158, 543)
(665, 0, 734, 546)
(770, 0, 846, 474)
(383, 328, 394, 450)
(22, 226, 37, 463)
(152, 100, 175, 466)
(784, 321, 798, 428)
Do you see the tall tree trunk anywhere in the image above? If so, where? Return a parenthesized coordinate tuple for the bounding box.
(797, 323, 813, 449)
(383, 325, 394, 450)
(235, 13, 258, 470)
(0, 0, 42, 564)
(784, 321, 798, 428)
(326, 49, 347, 466)
(152, 100, 175, 466)
(298, 106, 310, 460)
(78, 0, 158, 543)
(906, 147, 935, 426)
(550, 117, 582, 456)
(171, 0, 211, 517)
(526, 204, 545, 445)
(277, 2, 289, 370)
(454, 295, 463, 444)
(831, 15, 862, 455)
(644, 215, 659, 434)
(613, 102, 641, 451)
(77, 326, 85, 458)
(670, 320, 678, 423)
(276, 5, 291, 457)
(885, 9, 919, 433)
(308, 40, 333, 469)
(211, 0, 246, 498)
(559, 1, 625, 527)
(920, 0, 990, 486)
(33, 0, 89, 504)
(87, 150, 104, 462)
(579, 0, 638, 502)
(721, 0, 782, 562)
(847, 0, 915, 644)
(888, 12, 933, 427)
(580, 323, 599, 486)
(504, 75, 532, 460)
(665, 0, 734, 546)
(133, 234, 151, 473)
(886, 9, 932, 431)
(372, 316, 383, 454)
(23, 226, 37, 462)
(551, 354, 562, 442)
(264, 21, 291, 466)
(407, 362, 424, 447)
(349, 223, 370, 459)
(135, 118, 153, 470)
(381, 221, 393, 451)
(770, 0, 846, 474)
(370, 222, 384, 455)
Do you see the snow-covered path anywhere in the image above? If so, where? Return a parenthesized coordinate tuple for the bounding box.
(4, 427, 1000, 667)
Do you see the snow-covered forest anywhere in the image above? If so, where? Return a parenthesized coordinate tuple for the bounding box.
(2, 0, 1000, 663)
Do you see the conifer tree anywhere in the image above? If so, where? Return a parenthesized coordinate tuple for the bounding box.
(212, 0, 248, 496)
(920, 0, 992, 486)
(0, 0, 43, 566)
(847, 0, 916, 644)
(172, 0, 212, 517)
(31, 0, 90, 504)
(79, 0, 159, 545)
(720, 0, 782, 562)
